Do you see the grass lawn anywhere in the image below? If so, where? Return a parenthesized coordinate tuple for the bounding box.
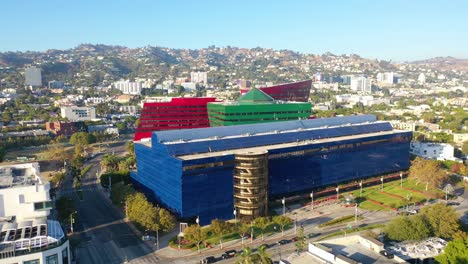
(346, 178, 442, 211)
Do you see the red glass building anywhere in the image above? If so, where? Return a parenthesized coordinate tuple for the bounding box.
(240, 80, 312, 102)
(134, 97, 217, 141)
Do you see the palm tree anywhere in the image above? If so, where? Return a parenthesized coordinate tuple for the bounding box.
(256, 245, 273, 264)
(236, 247, 255, 264)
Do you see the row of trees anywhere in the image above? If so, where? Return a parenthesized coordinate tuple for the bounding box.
(183, 215, 293, 253)
(385, 203, 466, 241)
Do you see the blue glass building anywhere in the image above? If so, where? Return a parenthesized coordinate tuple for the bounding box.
(132, 115, 411, 224)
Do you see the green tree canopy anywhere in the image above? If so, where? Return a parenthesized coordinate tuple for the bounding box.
(70, 132, 96, 147)
(462, 141, 468, 155)
(273, 215, 293, 237)
(183, 224, 207, 253)
(435, 239, 468, 264)
(385, 215, 431, 241)
(126, 192, 175, 233)
(211, 219, 231, 249)
(420, 203, 460, 239)
(254, 217, 271, 241)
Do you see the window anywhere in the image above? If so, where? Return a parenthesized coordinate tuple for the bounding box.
(62, 247, 69, 264)
(46, 254, 58, 264)
(34, 201, 53, 211)
(24, 260, 40, 264)
(19, 194, 25, 204)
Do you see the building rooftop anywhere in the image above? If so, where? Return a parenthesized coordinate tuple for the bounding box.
(178, 129, 401, 160)
(387, 237, 447, 260)
(0, 219, 65, 255)
(0, 163, 43, 189)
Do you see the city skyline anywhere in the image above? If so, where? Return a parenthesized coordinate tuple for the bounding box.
(1, 0, 468, 61)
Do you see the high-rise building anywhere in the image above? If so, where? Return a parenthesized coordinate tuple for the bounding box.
(134, 98, 217, 141)
(240, 80, 312, 102)
(207, 88, 311, 127)
(190, 72, 208, 84)
(376, 72, 395, 84)
(350, 76, 372, 93)
(24, 67, 42, 87)
(0, 163, 70, 263)
(113, 80, 143, 95)
(132, 115, 411, 224)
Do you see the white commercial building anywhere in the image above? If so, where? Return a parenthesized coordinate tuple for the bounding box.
(377, 72, 395, 84)
(25, 67, 42, 87)
(418, 73, 426, 84)
(0, 163, 70, 263)
(113, 80, 142, 95)
(60, 106, 96, 121)
(453, 133, 468, 145)
(350, 76, 372, 93)
(190, 72, 208, 84)
(410, 142, 460, 162)
(85, 97, 105, 105)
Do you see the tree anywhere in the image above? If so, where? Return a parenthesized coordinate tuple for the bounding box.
(183, 224, 207, 253)
(273, 216, 292, 237)
(462, 141, 468, 155)
(101, 154, 122, 172)
(236, 246, 255, 264)
(211, 219, 230, 249)
(110, 182, 135, 207)
(126, 141, 135, 157)
(126, 193, 159, 232)
(409, 157, 447, 191)
(420, 203, 460, 239)
(256, 245, 273, 264)
(385, 215, 431, 241)
(295, 226, 307, 252)
(237, 222, 251, 245)
(55, 196, 76, 223)
(435, 239, 468, 264)
(157, 207, 175, 232)
(253, 217, 270, 241)
(70, 132, 95, 147)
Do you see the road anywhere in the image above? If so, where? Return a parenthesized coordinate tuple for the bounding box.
(68, 140, 160, 264)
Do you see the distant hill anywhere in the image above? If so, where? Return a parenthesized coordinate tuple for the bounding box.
(411, 57, 468, 71)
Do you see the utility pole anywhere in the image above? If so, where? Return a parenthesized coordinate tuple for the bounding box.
(282, 197, 286, 215)
(310, 192, 314, 211)
(354, 203, 358, 223)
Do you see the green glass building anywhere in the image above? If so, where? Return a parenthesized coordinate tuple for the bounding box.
(207, 88, 312, 127)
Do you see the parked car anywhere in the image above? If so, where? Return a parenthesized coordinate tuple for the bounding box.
(277, 239, 291, 245)
(306, 233, 321, 239)
(200, 256, 217, 264)
(447, 202, 460, 206)
(380, 250, 394, 259)
(221, 250, 237, 259)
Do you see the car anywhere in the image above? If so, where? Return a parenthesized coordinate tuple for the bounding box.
(306, 233, 321, 239)
(277, 239, 291, 245)
(200, 256, 217, 264)
(221, 250, 237, 259)
(379, 250, 394, 259)
(447, 202, 460, 206)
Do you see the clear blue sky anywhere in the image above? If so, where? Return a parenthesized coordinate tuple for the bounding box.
(1, 0, 467, 61)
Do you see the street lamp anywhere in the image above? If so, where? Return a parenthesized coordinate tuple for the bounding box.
(294, 213, 297, 235)
(233, 208, 237, 222)
(354, 203, 358, 223)
(380, 176, 384, 191)
(70, 211, 77, 233)
(196, 216, 200, 225)
(359, 181, 363, 197)
(336, 186, 340, 201)
(310, 192, 314, 210)
(400, 172, 403, 188)
(282, 197, 286, 215)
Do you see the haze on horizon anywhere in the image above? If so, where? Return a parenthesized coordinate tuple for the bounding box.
(1, 0, 467, 61)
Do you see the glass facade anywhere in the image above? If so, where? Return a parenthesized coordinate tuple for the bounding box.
(46, 254, 58, 264)
(240, 80, 312, 102)
(132, 115, 411, 225)
(134, 97, 217, 141)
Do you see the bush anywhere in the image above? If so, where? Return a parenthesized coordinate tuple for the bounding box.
(100, 171, 130, 188)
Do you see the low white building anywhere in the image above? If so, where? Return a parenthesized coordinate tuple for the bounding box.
(87, 124, 119, 135)
(0, 163, 70, 263)
(410, 142, 460, 162)
(60, 106, 96, 121)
